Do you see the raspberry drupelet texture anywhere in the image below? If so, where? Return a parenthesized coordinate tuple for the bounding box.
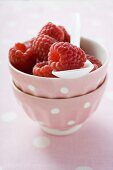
(58, 26, 70, 42)
(9, 42, 36, 73)
(39, 22, 64, 42)
(48, 42, 87, 71)
(32, 34, 56, 62)
(87, 55, 102, 71)
(33, 61, 55, 77)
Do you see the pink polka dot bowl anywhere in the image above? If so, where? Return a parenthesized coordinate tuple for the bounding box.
(12, 75, 107, 136)
(9, 37, 109, 99)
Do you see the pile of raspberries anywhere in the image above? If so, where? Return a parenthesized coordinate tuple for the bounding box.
(9, 22, 102, 78)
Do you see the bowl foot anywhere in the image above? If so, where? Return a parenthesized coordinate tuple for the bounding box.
(40, 124, 83, 136)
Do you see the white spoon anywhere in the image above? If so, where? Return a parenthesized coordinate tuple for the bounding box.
(52, 13, 94, 79)
(71, 13, 81, 47)
(52, 60, 94, 79)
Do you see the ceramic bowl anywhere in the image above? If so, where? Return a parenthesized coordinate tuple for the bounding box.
(12, 75, 107, 136)
(9, 37, 108, 99)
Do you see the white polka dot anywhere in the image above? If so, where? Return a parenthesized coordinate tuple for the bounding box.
(106, 92, 113, 100)
(51, 108, 60, 114)
(84, 102, 91, 109)
(33, 136, 50, 148)
(67, 120, 76, 126)
(1, 112, 17, 122)
(60, 87, 69, 94)
(28, 85, 36, 92)
(76, 166, 93, 170)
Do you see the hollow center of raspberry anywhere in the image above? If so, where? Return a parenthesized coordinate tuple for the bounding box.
(52, 51, 60, 62)
(15, 43, 26, 52)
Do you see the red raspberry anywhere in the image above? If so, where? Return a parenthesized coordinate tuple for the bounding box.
(87, 55, 102, 71)
(9, 42, 36, 73)
(58, 26, 70, 42)
(32, 34, 56, 62)
(39, 22, 64, 42)
(48, 42, 87, 71)
(33, 62, 55, 77)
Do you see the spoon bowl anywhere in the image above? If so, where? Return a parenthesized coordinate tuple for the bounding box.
(52, 60, 94, 79)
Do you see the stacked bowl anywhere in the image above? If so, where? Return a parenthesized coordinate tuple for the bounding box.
(9, 37, 108, 135)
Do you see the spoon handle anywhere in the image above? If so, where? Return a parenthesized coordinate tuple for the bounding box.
(71, 13, 81, 47)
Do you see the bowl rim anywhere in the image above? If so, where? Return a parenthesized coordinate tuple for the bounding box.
(8, 37, 109, 80)
(12, 74, 107, 101)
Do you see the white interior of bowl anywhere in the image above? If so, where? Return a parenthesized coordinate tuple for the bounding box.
(80, 37, 109, 65)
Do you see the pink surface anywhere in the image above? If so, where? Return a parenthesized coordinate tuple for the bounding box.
(0, 1, 113, 170)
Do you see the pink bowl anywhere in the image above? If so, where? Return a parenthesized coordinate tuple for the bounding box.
(9, 37, 108, 98)
(12, 76, 107, 136)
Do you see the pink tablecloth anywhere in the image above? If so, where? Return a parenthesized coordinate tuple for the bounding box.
(0, 1, 113, 170)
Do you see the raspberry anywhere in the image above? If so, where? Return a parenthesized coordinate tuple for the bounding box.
(32, 34, 56, 62)
(9, 42, 36, 73)
(87, 55, 102, 71)
(39, 22, 64, 42)
(48, 42, 87, 71)
(33, 62, 55, 77)
(58, 26, 70, 42)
